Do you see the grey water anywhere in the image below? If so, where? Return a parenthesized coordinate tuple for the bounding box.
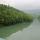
(6, 18, 40, 40)
(0, 38, 5, 40)
(0, 18, 40, 40)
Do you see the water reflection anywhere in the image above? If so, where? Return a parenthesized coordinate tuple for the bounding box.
(0, 38, 5, 40)
(7, 19, 40, 40)
(32, 19, 40, 40)
(7, 23, 32, 40)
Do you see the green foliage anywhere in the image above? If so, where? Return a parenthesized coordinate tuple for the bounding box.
(0, 4, 33, 26)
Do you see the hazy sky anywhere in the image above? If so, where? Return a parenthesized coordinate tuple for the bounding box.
(0, 0, 40, 10)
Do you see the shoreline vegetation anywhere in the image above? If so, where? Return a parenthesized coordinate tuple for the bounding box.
(0, 4, 33, 26)
(0, 4, 33, 38)
(0, 23, 31, 38)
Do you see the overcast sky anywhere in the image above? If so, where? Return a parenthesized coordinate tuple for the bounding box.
(0, 0, 40, 10)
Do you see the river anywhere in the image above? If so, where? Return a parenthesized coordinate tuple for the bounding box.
(5, 18, 40, 40)
(0, 19, 40, 40)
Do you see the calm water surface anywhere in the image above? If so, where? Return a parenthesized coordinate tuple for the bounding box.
(0, 19, 40, 40)
(6, 19, 40, 40)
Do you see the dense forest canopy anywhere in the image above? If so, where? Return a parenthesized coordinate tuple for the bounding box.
(0, 4, 33, 26)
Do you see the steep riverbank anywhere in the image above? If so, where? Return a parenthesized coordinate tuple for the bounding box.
(0, 4, 33, 40)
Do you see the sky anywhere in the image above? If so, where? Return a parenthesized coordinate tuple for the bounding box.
(0, 0, 40, 10)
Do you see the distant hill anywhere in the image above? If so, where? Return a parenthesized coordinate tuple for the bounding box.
(29, 9, 40, 13)
(26, 9, 40, 14)
(23, 9, 40, 15)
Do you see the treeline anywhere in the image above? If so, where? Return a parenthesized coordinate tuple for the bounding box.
(0, 4, 33, 25)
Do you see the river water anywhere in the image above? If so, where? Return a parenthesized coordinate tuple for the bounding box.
(0, 19, 40, 40)
(6, 19, 40, 40)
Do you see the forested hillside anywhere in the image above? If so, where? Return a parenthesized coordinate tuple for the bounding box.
(0, 4, 33, 26)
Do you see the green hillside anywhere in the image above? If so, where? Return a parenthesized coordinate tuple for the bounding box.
(0, 4, 33, 38)
(0, 4, 33, 26)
